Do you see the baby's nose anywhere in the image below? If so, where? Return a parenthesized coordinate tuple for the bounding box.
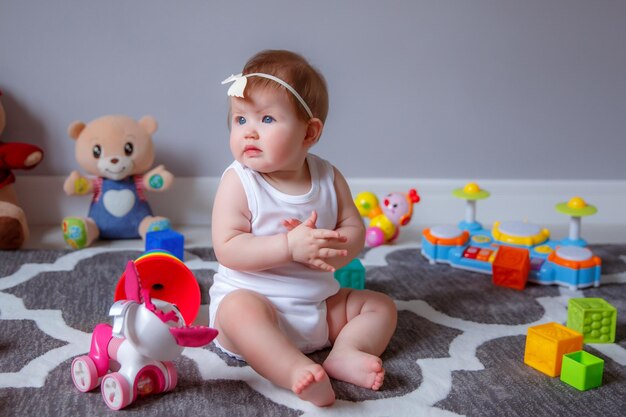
(245, 129, 259, 139)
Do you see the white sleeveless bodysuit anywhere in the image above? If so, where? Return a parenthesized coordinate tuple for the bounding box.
(209, 154, 341, 356)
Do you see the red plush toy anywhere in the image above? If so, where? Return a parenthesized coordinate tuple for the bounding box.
(0, 90, 44, 249)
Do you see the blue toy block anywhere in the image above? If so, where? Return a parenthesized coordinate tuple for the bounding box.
(334, 259, 366, 289)
(145, 229, 185, 261)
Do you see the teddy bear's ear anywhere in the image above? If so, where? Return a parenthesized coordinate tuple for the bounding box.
(138, 116, 158, 135)
(68, 121, 86, 140)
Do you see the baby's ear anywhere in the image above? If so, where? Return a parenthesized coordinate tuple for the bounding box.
(68, 121, 86, 140)
(139, 115, 158, 135)
(304, 118, 324, 147)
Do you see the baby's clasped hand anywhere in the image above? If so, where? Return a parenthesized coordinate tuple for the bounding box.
(285, 210, 348, 272)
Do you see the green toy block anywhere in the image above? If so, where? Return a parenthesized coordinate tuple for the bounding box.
(334, 259, 365, 289)
(567, 298, 617, 343)
(560, 350, 604, 391)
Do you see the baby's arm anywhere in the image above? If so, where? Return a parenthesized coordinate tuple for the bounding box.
(212, 169, 288, 271)
(286, 210, 348, 271)
(212, 169, 346, 272)
(282, 167, 365, 271)
(326, 167, 366, 269)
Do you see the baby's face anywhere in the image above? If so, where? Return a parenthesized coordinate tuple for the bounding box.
(229, 87, 309, 173)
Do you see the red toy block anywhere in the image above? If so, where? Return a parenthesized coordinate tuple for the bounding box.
(492, 245, 530, 290)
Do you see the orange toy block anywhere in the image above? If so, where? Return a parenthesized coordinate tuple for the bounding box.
(524, 322, 583, 377)
(492, 245, 530, 290)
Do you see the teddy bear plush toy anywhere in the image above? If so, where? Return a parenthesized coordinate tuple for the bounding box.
(0, 90, 44, 250)
(62, 115, 173, 249)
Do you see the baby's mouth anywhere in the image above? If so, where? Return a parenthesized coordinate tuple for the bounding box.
(244, 145, 261, 154)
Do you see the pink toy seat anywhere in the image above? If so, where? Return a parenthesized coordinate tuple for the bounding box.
(170, 326, 218, 348)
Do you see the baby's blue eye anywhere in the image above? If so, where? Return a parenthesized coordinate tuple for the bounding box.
(262, 115, 275, 123)
(237, 116, 246, 125)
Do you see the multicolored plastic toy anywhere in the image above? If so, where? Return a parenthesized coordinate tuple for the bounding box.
(70, 252, 218, 410)
(354, 188, 420, 247)
(421, 183, 602, 289)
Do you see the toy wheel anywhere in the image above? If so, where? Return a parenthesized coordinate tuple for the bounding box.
(164, 361, 178, 392)
(101, 372, 132, 410)
(365, 227, 385, 247)
(71, 356, 99, 392)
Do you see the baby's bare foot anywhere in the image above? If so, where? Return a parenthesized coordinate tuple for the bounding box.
(292, 364, 335, 407)
(323, 349, 385, 390)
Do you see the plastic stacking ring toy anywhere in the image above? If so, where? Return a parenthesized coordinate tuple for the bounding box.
(114, 250, 200, 325)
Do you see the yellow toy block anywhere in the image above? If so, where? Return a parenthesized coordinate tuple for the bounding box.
(524, 322, 583, 377)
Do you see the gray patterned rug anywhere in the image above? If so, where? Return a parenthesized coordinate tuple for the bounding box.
(1, 244, 625, 416)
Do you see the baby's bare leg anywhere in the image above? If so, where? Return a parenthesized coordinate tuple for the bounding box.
(214, 290, 335, 406)
(323, 288, 397, 390)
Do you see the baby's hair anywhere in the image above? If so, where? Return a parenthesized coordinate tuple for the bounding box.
(242, 50, 329, 123)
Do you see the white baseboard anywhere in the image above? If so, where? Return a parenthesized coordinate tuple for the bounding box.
(14, 176, 626, 242)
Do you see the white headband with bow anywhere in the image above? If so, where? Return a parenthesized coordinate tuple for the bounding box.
(221, 72, 314, 119)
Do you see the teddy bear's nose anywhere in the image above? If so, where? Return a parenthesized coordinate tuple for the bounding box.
(111, 158, 119, 164)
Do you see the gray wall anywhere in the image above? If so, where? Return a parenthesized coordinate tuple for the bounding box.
(1, 0, 625, 180)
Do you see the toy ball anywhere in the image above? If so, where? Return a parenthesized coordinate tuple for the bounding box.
(365, 227, 386, 247)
